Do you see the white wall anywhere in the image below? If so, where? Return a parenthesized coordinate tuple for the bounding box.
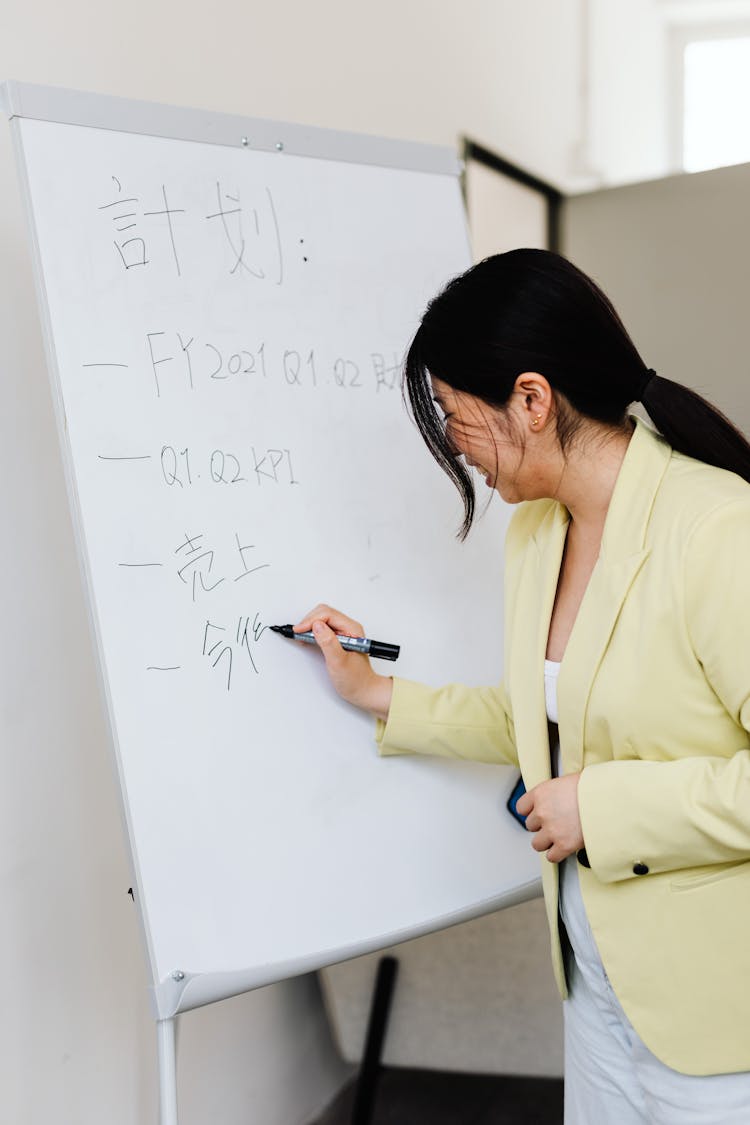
(0, 3, 583, 1123)
(1, 0, 584, 181)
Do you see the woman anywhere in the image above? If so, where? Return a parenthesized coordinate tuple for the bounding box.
(297, 250, 750, 1123)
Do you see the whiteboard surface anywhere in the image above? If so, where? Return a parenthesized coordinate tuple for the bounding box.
(10, 95, 539, 1018)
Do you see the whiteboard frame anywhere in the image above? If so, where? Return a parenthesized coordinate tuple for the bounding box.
(2, 81, 540, 1021)
(0, 79, 460, 175)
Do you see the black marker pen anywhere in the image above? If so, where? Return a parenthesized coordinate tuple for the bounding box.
(270, 623, 400, 662)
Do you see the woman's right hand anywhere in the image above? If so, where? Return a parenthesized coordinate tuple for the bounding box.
(294, 604, 394, 722)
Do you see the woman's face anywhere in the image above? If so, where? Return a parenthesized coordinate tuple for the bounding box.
(431, 376, 551, 504)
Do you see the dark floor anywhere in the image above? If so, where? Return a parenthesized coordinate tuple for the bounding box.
(311, 1068, 564, 1125)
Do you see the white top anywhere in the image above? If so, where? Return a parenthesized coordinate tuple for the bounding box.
(544, 659, 561, 724)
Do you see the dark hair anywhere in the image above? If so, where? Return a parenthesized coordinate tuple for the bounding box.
(404, 248, 750, 538)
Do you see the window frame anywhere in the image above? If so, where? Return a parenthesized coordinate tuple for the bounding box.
(460, 139, 563, 255)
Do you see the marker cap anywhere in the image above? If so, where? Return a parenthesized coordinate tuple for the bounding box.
(368, 641, 400, 662)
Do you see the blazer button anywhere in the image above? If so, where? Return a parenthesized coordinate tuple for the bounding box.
(577, 848, 591, 868)
(633, 862, 649, 875)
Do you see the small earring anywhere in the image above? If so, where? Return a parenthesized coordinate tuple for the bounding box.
(531, 414, 542, 427)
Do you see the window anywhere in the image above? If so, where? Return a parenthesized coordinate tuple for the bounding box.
(681, 33, 750, 171)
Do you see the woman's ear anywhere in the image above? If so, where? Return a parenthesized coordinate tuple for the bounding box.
(513, 372, 553, 432)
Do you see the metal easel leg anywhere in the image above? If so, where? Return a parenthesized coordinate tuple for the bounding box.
(157, 1017, 179, 1125)
(350, 956, 399, 1125)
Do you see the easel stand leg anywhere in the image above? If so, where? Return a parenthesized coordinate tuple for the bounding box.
(351, 956, 399, 1125)
(157, 1017, 179, 1125)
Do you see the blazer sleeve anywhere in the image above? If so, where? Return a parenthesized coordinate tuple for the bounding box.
(375, 677, 518, 766)
(578, 496, 750, 883)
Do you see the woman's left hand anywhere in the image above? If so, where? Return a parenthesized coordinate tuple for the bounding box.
(516, 774, 584, 863)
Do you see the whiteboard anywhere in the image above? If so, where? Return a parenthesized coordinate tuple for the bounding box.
(4, 84, 540, 1020)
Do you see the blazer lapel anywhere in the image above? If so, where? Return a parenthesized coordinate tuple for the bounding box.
(509, 502, 569, 787)
(557, 419, 672, 772)
(557, 550, 649, 772)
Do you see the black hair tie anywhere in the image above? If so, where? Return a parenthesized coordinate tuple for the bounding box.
(635, 368, 656, 402)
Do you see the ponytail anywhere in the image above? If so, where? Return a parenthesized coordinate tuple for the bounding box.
(640, 373, 750, 485)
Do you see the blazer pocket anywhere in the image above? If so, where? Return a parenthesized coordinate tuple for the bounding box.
(670, 860, 750, 893)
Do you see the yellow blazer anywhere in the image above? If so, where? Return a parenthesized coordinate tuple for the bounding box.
(377, 418, 750, 1075)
